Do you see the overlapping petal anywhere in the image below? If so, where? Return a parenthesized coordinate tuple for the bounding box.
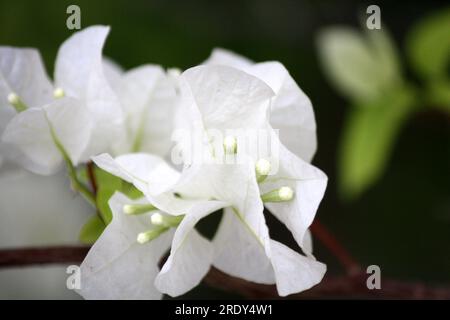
(77, 192, 173, 299)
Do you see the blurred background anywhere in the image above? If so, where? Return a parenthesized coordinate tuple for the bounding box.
(0, 0, 448, 299)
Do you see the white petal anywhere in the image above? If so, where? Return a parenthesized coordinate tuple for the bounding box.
(204, 48, 253, 69)
(77, 192, 173, 300)
(55, 26, 109, 98)
(213, 208, 275, 284)
(269, 240, 326, 296)
(0, 47, 53, 108)
(43, 97, 93, 165)
(180, 65, 274, 132)
(263, 144, 327, 251)
(113, 65, 177, 156)
(176, 161, 271, 250)
(92, 153, 180, 196)
(102, 56, 123, 93)
(55, 25, 123, 159)
(203, 50, 317, 162)
(246, 62, 317, 162)
(2, 108, 62, 174)
(302, 229, 314, 256)
(155, 200, 225, 296)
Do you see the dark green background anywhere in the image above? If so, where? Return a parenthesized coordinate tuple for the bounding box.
(0, 0, 448, 298)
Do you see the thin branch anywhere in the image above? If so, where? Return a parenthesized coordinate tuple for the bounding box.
(0, 246, 89, 268)
(1, 246, 449, 299)
(85, 162, 107, 225)
(86, 162, 98, 196)
(310, 220, 361, 275)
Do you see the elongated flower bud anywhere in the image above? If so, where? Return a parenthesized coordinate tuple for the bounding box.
(256, 159, 271, 183)
(261, 186, 295, 203)
(223, 136, 237, 154)
(136, 226, 168, 244)
(8, 93, 27, 112)
(123, 203, 157, 215)
(151, 213, 184, 228)
(53, 87, 65, 98)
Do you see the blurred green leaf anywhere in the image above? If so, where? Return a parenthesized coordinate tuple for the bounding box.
(427, 80, 450, 111)
(406, 8, 450, 80)
(317, 27, 401, 102)
(79, 215, 105, 244)
(339, 86, 417, 200)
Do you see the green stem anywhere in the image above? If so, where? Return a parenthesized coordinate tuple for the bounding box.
(46, 117, 96, 206)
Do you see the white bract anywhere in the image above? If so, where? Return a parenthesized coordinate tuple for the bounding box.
(204, 48, 318, 163)
(0, 26, 122, 174)
(173, 64, 275, 165)
(105, 64, 178, 156)
(80, 154, 229, 298)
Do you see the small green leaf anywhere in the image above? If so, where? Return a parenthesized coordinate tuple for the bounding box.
(79, 215, 105, 244)
(96, 186, 116, 224)
(406, 8, 450, 80)
(339, 86, 417, 200)
(94, 166, 145, 224)
(94, 166, 122, 190)
(120, 181, 144, 199)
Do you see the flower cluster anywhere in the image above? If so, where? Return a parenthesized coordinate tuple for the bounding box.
(0, 26, 327, 299)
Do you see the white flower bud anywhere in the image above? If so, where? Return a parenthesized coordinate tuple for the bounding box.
(123, 203, 156, 215)
(53, 87, 65, 98)
(7, 92, 27, 112)
(256, 159, 271, 176)
(261, 186, 295, 203)
(7, 92, 20, 105)
(223, 136, 237, 154)
(278, 186, 294, 201)
(150, 213, 164, 226)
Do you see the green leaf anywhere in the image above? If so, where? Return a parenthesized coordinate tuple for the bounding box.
(120, 181, 144, 199)
(407, 8, 450, 80)
(317, 27, 401, 102)
(79, 215, 105, 244)
(94, 166, 144, 224)
(94, 166, 122, 190)
(339, 86, 417, 200)
(96, 186, 116, 224)
(427, 80, 450, 111)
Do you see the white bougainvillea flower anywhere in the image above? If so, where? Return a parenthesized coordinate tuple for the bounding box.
(78, 187, 227, 298)
(204, 48, 317, 163)
(1, 26, 122, 174)
(107, 65, 178, 156)
(179, 54, 327, 246)
(173, 160, 326, 296)
(93, 150, 326, 297)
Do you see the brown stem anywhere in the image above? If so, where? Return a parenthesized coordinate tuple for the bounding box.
(310, 220, 361, 276)
(0, 246, 449, 299)
(86, 162, 98, 196)
(86, 162, 107, 225)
